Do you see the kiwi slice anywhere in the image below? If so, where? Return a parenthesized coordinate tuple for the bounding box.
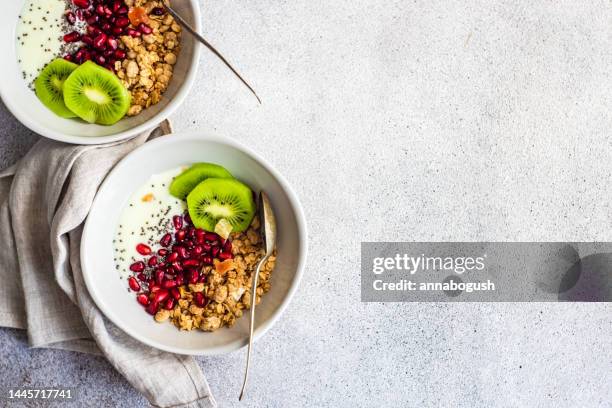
(35, 58, 79, 118)
(63, 61, 131, 125)
(169, 163, 233, 200)
(187, 178, 256, 232)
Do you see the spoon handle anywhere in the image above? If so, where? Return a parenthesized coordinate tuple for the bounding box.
(239, 256, 268, 401)
(162, 2, 262, 104)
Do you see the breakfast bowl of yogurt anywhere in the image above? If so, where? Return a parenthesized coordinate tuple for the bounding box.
(0, 0, 200, 144)
(81, 132, 307, 354)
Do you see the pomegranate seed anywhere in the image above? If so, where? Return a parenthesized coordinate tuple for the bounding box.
(175, 230, 186, 242)
(202, 256, 213, 265)
(65, 11, 76, 25)
(194, 292, 205, 307)
(63, 31, 81, 43)
(176, 247, 189, 259)
(115, 16, 130, 28)
(202, 243, 212, 253)
(117, 5, 128, 14)
(95, 55, 106, 65)
(162, 280, 177, 289)
(204, 232, 220, 242)
(183, 259, 200, 267)
(223, 240, 232, 253)
(167, 251, 179, 262)
(195, 230, 204, 243)
(112, 0, 122, 12)
(128, 277, 140, 291)
(189, 269, 199, 284)
(175, 275, 184, 286)
(137, 294, 149, 306)
(86, 15, 99, 25)
(211, 247, 220, 257)
(219, 251, 232, 260)
(101, 22, 111, 32)
(160, 233, 172, 247)
(114, 49, 126, 59)
(83, 9, 93, 19)
(184, 213, 192, 225)
(164, 298, 175, 310)
(138, 23, 152, 34)
(171, 261, 183, 272)
(192, 246, 203, 256)
(136, 272, 146, 281)
(95, 4, 105, 15)
(151, 7, 166, 16)
(73, 0, 90, 9)
(153, 289, 169, 303)
(145, 301, 158, 315)
(82, 35, 94, 45)
(75, 9, 84, 19)
(87, 25, 102, 36)
(198, 274, 207, 283)
(155, 269, 165, 285)
(149, 283, 160, 293)
(129, 261, 145, 272)
(104, 6, 113, 17)
(112, 26, 124, 35)
(126, 28, 140, 37)
(157, 248, 168, 256)
(63, 54, 74, 62)
(147, 256, 158, 267)
(93, 33, 107, 49)
(135, 243, 151, 255)
(107, 36, 118, 50)
(173, 215, 183, 230)
(103, 49, 114, 58)
(171, 288, 181, 300)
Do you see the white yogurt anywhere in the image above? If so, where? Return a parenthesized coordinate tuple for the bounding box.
(113, 167, 187, 277)
(16, 0, 68, 86)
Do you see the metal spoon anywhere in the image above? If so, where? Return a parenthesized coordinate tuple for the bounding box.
(162, 1, 262, 104)
(239, 191, 276, 401)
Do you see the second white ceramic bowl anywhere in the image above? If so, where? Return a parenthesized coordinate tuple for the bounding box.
(81, 132, 307, 354)
(0, 0, 201, 144)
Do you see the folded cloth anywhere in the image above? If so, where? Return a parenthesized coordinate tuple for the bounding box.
(0, 121, 216, 408)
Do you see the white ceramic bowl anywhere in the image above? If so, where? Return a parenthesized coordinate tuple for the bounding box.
(81, 133, 307, 354)
(0, 1, 201, 145)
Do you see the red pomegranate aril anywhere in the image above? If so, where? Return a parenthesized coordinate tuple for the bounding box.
(198, 274, 207, 283)
(111, 26, 124, 35)
(63, 31, 81, 43)
(195, 229, 204, 243)
(101, 22, 112, 32)
(204, 232, 220, 242)
(202, 243, 212, 253)
(128, 276, 140, 291)
(115, 16, 130, 28)
(126, 28, 141, 37)
(65, 11, 77, 25)
(151, 7, 165, 16)
(219, 251, 232, 261)
(135, 243, 151, 255)
(172, 261, 183, 272)
(176, 246, 188, 259)
(75, 9, 84, 19)
(83, 9, 93, 19)
(171, 287, 181, 300)
(138, 23, 153, 34)
(94, 33, 107, 49)
(162, 280, 177, 289)
(173, 215, 183, 230)
(117, 5, 128, 14)
(166, 251, 179, 262)
(155, 269, 165, 285)
(73, 0, 90, 9)
(137, 293, 149, 306)
(157, 248, 168, 256)
(184, 213, 192, 225)
(194, 292, 205, 307)
(82, 35, 94, 45)
(129, 261, 145, 272)
(160, 233, 172, 247)
(183, 259, 200, 268)
(86, 15, 99, 25)
(211, 247, 220, 257)
(189, 269, 199, 284)
(114, 49, 126, 59)
(95, 4, 105, 15)
(153, 289, 169, 303)
(175, 230, 186, 242)
(175, 275, 184, 286)
(137, 272, 147, 281)
(192, 246, 203, 256)
(149, 283, 160, 293)
(202, 256, 213, 265)
(103, 49, 114, 58)
(63, 54, 74, 62)
(95, 55, 106, 65)
(147, 256, 158, 267)
(223, 239, 232, 253)
(104, 6, 113, 17)
(112, 0, 122, 12)
(145, 301, 158, 315)
(107, 36, 118, 50)
(164, 297, 175, 310)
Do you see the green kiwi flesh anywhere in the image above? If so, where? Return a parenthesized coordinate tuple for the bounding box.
(63, 61, 130, 125)
(169, 163, 234, 200)
(35, 58, 79, 118)
(186, 178, 256, 232)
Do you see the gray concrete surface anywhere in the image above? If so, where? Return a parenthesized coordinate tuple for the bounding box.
(1, 0, 612, 407)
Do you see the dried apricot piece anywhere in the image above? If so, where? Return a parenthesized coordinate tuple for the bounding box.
(128, 6, 149, 26)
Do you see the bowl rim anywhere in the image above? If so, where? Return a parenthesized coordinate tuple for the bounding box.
(80, 131, 308, 355)
(0, 0, 201, 145)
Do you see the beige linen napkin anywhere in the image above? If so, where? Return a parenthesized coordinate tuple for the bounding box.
(0, 121, 216, 408)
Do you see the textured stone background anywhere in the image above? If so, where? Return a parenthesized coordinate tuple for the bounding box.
(1, 0, 612, 407)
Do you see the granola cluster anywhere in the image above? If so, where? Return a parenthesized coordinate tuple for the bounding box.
(114, 0, 181, 116)
(154, 215, 276, 331)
